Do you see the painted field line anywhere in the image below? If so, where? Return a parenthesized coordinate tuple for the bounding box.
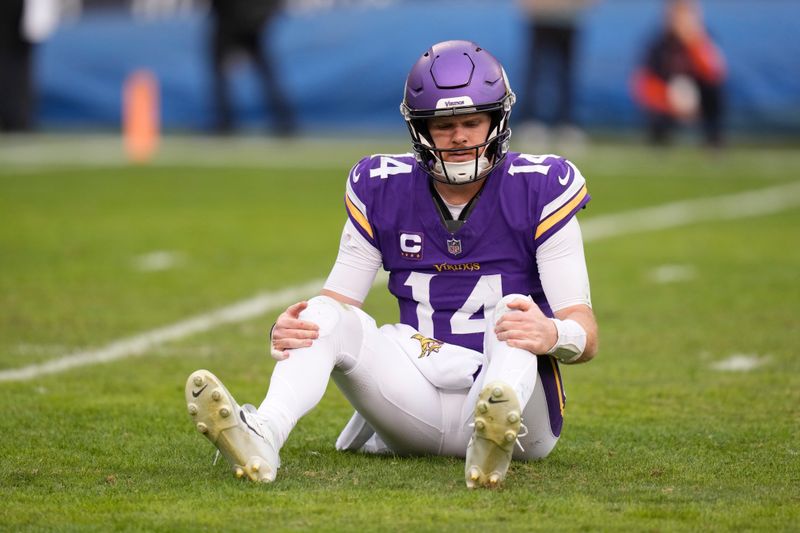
(581, 181, 800, 241)
(0, 278, 328, 383)
(1, 181, 799, 383)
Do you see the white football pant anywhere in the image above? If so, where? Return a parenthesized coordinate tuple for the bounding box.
(258, 294, 564, 460)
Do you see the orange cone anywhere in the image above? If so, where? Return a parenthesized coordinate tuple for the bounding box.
(123, 70, 160, 163)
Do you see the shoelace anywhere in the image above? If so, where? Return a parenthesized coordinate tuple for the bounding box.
(515, 423, 529, 453)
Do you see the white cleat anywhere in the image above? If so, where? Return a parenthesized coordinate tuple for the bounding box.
(185, 369, 280, 483)
(464, 381, 522, 489)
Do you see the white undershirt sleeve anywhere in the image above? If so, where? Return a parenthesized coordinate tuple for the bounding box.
(323, 219, 383, 303)
(536, 217, 592, 312)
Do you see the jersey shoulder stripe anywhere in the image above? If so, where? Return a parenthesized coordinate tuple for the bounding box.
(343, 153, 415, 246)
(535, 183, 589, 239)
(345, 163, 374, 239)
(539, 161, 586, 221)
(531, 158, 591, 242)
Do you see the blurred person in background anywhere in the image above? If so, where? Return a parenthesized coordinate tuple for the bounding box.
(0, 0, 58, 131)
(515, 0, 597, 149)
(184, 40, 598, 490)
(209, 0, 296, 135)
(631, 0, 726, 147)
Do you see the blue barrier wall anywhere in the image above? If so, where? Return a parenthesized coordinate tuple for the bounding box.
(36, 0, 800, 133)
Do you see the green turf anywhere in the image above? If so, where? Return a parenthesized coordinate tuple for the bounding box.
(1, 137, 799, 531)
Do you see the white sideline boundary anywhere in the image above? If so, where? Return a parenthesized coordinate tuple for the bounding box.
(2, 181, 799, 383)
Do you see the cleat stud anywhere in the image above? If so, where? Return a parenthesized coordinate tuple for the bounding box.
(235, 467, 244, 478)
(252, 461, 260, 472)
(211, 390, 221, 401)
(219, 407, 230, 418)
(196, 422, 208, 434)
(477, 401, 488, 413)
(507, 412, 519, 423)
(492, 387, 503, 398)
(193, 376, 203, 387)
(187, 403, 198, 415)
(475, 419, 485, 431)
(504, 430, 516, 442)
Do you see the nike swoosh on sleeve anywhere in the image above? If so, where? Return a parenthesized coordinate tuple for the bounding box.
(557, 166, 572, 186)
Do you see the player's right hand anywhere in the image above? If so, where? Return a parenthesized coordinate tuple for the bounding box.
(269, 301, 320, 361)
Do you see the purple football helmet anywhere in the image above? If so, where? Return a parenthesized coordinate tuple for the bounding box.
(400, 40, 515, 185)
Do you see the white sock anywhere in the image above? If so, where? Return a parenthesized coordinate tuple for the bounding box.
(482, 329, 539, 408)
(257, 336, 337, 450)
(256, 296, 366, 450)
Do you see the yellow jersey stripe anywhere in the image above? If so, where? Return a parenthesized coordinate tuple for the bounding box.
(534, 184, 588, 240)
(345, 194, 374, 239)
(548, 356, 565, 416)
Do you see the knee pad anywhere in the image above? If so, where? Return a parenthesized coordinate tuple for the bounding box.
(301, 295, 353, 337)
(301, 296, 366, 367)
(493, 293, 532, 325)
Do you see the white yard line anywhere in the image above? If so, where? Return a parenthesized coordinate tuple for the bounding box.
(0, 279, 330, 383)
(710, 354, 770, 372)
(1, 182, 799, 383)
(580, 181, 800, 240)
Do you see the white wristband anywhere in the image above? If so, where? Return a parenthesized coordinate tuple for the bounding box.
(546, 318, 586, 363)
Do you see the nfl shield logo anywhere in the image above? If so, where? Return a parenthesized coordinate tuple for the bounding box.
(447, 238, 462, 256)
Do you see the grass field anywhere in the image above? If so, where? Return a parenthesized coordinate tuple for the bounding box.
(1, 135, 798, 531)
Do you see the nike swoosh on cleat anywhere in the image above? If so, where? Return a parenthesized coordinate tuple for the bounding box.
(191, 384, 208, 398)
(240, 411, 263, 438)
(487, 397, 509, 404)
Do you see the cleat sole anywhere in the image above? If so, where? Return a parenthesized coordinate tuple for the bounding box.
(185, 369, 278, 484)
(464, 381, 521, 489)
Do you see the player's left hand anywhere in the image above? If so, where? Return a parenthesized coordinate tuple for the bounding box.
(494, 298, 557, 355)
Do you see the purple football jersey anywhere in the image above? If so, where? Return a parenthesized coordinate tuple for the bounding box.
(344, 151, 590, 353)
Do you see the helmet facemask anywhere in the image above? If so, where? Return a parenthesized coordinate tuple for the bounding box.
(400, 40, 516, 185)
(402, 94, 514, 185)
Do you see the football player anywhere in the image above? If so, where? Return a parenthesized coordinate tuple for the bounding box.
(185, 40, 598, 488)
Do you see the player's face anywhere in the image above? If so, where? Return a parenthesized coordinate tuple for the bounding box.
(427, 113, 492, 162)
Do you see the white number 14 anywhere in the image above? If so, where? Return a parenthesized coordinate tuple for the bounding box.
(404, 273, 503, 338)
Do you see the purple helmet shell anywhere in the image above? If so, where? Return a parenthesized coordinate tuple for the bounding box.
(403, 40, 509, 114)
(400, 40, 515, 185)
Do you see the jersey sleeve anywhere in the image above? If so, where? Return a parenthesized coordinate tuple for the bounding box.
(343, 156, 379, 249)
(531, 156, 591, 247)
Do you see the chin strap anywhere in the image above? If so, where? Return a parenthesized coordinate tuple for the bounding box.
(432, 156, 491, 184)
